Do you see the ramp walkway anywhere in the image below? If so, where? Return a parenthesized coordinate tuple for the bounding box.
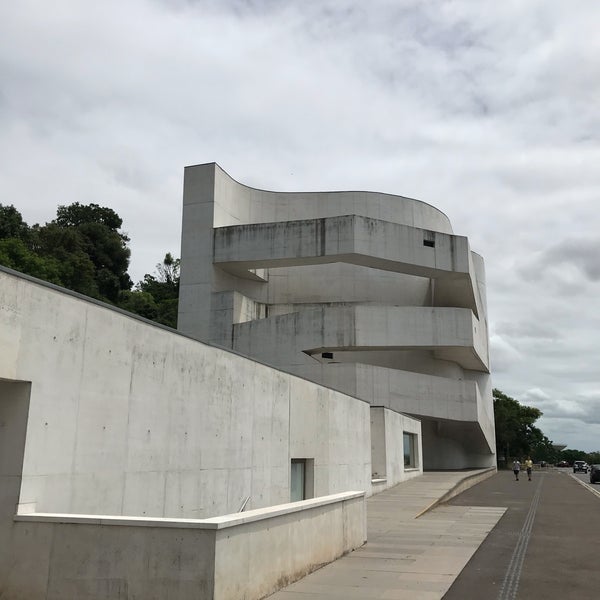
(268, 469, 504, 600)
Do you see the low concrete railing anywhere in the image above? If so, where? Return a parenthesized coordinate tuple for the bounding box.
(10, 491, 366, 600)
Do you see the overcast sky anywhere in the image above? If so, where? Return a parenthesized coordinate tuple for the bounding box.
(1, 0, 599, 451)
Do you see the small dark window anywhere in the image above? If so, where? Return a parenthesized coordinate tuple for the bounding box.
(321, 352, 334, 359)
(423, 231, 436, 247)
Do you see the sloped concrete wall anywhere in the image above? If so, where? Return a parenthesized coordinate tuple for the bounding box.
(0, 268, 373, 519)
(212, 492, 366, 600)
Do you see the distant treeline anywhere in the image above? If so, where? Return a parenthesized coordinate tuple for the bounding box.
(494, 388, 597, 466)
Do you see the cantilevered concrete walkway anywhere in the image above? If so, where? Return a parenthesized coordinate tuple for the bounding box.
(268, 469, 504, 600)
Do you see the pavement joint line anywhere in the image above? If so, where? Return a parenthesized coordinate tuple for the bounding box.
(497, 474, 544, 600)
(568, 472, 600, 500)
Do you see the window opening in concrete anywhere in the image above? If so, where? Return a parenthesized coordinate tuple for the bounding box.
(290, 459, 314, 502)
(370, 407, 386, 479)
(0, 380, 31, 520)
(423, 231, 436, 248)
(403, 432, 418, 468)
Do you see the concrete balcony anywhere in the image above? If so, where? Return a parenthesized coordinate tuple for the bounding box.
(213, 215, 480, 317)
(232, 305, 489, 373)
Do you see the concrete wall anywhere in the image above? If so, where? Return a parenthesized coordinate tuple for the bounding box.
(0, 268, 372, 519)
(370, 407, 422, 490)
(289, 382, 372, 497)
(212, 491, 366, 600)
(0, 267, 380, 598)
(4, 492, 364, 600)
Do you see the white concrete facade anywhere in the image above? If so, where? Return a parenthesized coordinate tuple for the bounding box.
(178, 163, 496, 469)
(0, 266, 411, 598)
(0, 268, 377, 520)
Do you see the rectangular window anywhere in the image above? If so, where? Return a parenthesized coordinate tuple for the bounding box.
(403, 432, 418, 468)
(290, 458, 314, 502)
(290, 459, 305, 502)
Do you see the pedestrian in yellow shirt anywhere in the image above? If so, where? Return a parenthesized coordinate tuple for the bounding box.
(525, 457, 533, 481)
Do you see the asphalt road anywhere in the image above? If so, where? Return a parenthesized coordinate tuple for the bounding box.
(443, 468, 600, 600)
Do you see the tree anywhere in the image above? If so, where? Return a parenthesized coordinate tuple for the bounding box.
(54, 202, 125, 232)
(53, 203, 132, 302)
(493, 388, 552, 466)
(118, 290, 159, 322)
(33, 223, 99, 298)
(0, 237, 63, 283)
(0, 205, 31, 241)
(0, 202, 132, 303)
(0, 203, 181, 327)
(120, 253, 180, 327)
(560, 448, 588, 465)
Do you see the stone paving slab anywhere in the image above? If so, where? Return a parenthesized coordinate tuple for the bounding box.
(268, 470, 504, 600)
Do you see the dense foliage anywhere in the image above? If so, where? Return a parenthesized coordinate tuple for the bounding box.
(493, 388, 557, 465)
(119, 253, 180, 327)
(492, 388, 600, 466)
(0, 203, 178, 327)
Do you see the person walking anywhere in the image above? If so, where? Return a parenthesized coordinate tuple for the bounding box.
(512, 459, 521, 481)
(525, 456, 533, 481)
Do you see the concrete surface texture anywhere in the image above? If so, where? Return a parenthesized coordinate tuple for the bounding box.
(6, 492, 365, 600)
(0, 267, 379, 598)
(178, 162, 495, 470)
(268, 468, 502, 599)
(0, 267, 377, 519)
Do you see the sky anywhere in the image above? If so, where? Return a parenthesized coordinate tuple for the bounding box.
(1, 0, 599, 450)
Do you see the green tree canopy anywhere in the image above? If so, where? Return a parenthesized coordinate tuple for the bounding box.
(52, 203, 132, 301)
(121, 253, 180, 327)
(0, 202, 132, 303)
(0, 203, 180, 326)
(0, 205, 31, 241)
(493, 388, 555, 465)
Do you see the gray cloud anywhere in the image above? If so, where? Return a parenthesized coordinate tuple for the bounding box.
(515, 237, 600, 307)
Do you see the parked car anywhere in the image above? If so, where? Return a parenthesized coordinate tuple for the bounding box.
(590, 465, 600, 484)
(573, 460, 588, 473)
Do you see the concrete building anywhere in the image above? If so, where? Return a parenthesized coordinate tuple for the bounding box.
(0, 162, 494, 598)
(178, 163, 495, 470)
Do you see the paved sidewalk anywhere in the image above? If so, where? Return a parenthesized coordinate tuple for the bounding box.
(268, 470, 505, 599)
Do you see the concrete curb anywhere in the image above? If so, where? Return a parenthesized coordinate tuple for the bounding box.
(415, 467, 497, 518)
